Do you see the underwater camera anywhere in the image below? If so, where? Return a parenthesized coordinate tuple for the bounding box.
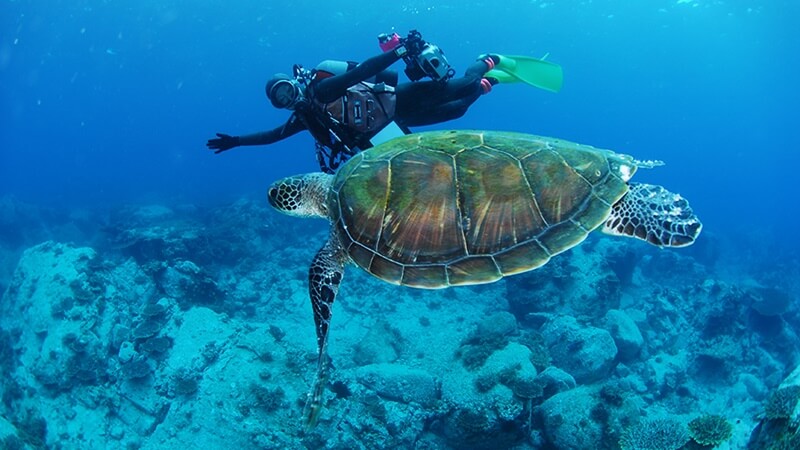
(405, 42, 454, 82)
(380, 30, 455, 82)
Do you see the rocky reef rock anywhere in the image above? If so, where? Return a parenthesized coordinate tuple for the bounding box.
(505, 244, 622, 320)
(354, 363, 440, 407)
(538, 386, 603, 449)
(604, 309, 644, 362)
(158, 259, 224, 308)
(352, 321, 404, 366)
(744, 284, 793, 317)
(541, 315, 618, 384)
(535, 366, 577, 401)
(1, 242, 111, 390)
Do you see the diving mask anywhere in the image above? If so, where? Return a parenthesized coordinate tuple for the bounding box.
(268, 78, 304, 110)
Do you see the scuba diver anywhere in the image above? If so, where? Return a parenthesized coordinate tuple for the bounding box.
(206, 30, 563, 174)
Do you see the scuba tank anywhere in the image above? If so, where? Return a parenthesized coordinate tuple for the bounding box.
(314, 60, 399, 88)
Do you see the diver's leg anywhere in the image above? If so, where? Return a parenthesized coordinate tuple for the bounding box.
(397, 96, 479, 127)
(395, 56, 499, 126)
(464, 54, 499, 79)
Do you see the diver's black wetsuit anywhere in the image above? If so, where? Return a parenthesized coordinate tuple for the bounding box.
(227, 54, 493, 147)
(208, 49, 495, 175)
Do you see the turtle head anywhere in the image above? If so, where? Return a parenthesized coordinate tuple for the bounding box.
(268, 173, 333, 219)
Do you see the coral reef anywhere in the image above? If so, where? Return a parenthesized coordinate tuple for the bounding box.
(687, 414, 733, 447)
(764, 385, 800, 420)
(0, 198, 797, 449)
(618, 417, 689, 450)
(747, 364, 800, 448)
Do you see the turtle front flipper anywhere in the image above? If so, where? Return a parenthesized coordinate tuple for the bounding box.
(303, 233, 347, 428)
(603, 182, 702, 247)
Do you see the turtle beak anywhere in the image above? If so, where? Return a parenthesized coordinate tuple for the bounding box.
(267, 186, 281, 209)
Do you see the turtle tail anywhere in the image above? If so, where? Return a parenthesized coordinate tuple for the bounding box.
(602, 182, 702, 247)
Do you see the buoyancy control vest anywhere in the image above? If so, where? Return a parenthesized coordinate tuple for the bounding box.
(295, 60, 402, 173)
(313, 81, 396, 142)
(302, 81, 397, 174)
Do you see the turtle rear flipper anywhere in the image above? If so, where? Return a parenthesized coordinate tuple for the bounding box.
(304, 233, 347, 428)
(603, 182, 702, 247)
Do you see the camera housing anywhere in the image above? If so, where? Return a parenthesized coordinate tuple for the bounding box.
(404, 44, 454, 82)
(378, 30, 456, 82)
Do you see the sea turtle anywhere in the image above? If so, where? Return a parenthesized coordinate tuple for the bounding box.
(267, 130, 702, 425)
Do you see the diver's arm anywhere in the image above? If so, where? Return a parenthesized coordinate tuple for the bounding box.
(313, 50, 403, 103)
(207, 115, 306, 154)
(239, 122, 302, 145)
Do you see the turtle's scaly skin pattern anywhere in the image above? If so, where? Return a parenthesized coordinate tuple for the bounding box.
(328, 130, 636, 288)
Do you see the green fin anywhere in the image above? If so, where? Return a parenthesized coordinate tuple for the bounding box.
(486, 54, 564, 93)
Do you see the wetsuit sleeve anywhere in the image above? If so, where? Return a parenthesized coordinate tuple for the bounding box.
(239, 114, 307, 146)
(313, 51, 402, 103)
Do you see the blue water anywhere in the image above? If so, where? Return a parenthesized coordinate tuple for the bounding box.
(2, 1, 798, 241)
(1, 1, 799, 448)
